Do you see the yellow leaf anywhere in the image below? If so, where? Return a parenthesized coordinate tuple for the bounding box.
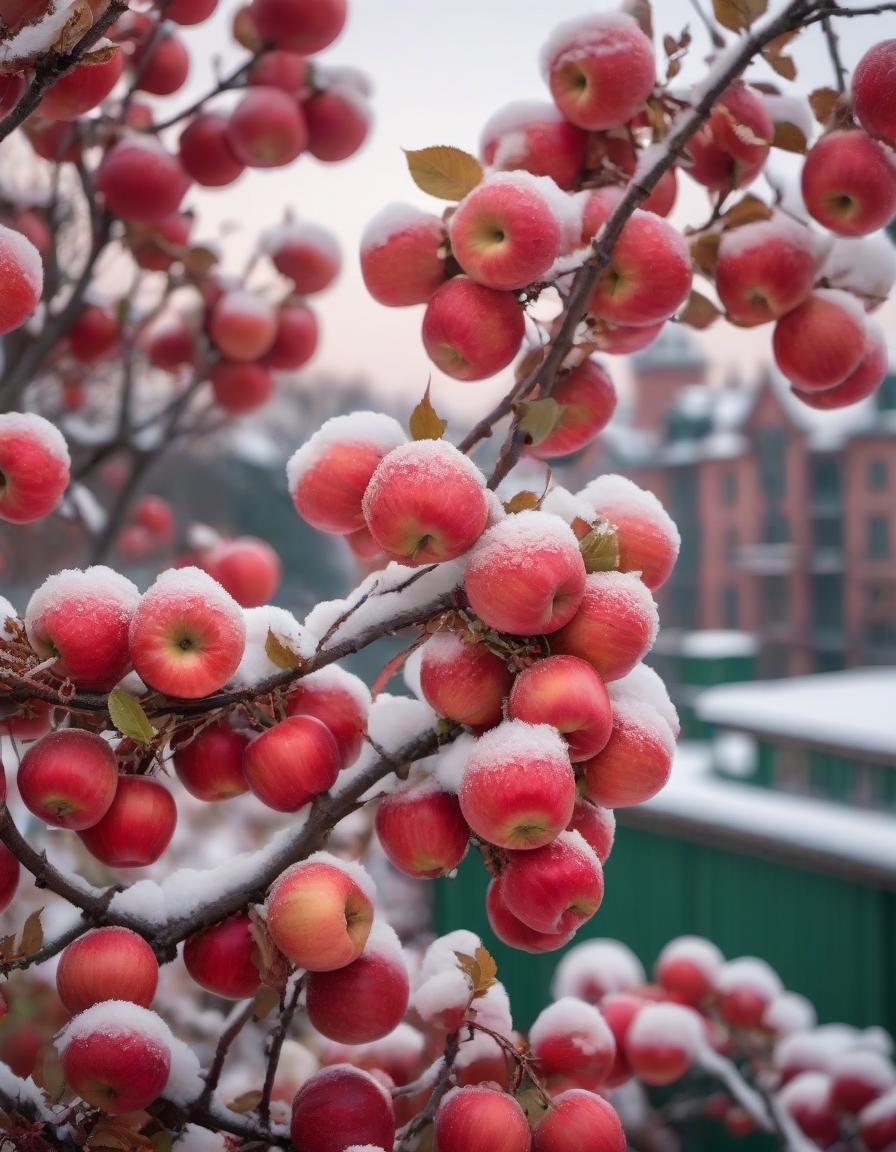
(712, 0, 767, 32)
(809, 86, 841, 125)
(772, 121, 807, 153)
(503, 491, 541, 515)
(517, 398, 562, 446)
(404, 146, 483, 201)
(227, 1089, 263, 1114)
(679, 290, 722, 330)
(454, 950, 481, 992)
(19, 907, 43, 957)
(264, 629, 305, 672)
(253, 984, 280, 1020)
(108, 688, 156, 745)
(473, 944, 498, 997)
(409, 384, 448, 441)
(721, 194, 773, 230)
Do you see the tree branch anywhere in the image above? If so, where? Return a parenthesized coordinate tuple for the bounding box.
(258, 975, 304, 1127)
(197, 998, 257, 1111)
(398, 1031, 459, 1149)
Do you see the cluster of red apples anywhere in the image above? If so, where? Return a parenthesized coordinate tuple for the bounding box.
(2, 3, 896, 1150)
(0, 0, 364, 440)
(361, 21, 896, 413)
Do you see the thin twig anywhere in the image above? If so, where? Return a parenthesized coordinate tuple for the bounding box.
(399, 1031, 460, 1149)
(198, 999, 257, 1110)
(258, 976, 304, 1126)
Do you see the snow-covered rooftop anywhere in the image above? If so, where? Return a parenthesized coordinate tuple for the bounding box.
(696, 669, 896, 759)
(627, 741, 896, 880)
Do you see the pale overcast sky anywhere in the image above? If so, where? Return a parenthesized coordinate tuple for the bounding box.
(165, 0, 896, 418)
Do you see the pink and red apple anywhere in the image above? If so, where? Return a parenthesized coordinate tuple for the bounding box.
(56, 928, 158, 1014)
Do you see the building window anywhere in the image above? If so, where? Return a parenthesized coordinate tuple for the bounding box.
(868, 516, 890, 559)
(774, 746, 808, 795)
(812, 517, 842, 551)
(721, 471, 737, 505)
(762, 576, 790, 626)
(878, 373, 896, 412)
(722, 584, 739, 628)
(724, 526, 738, 562)
(811, 455, 841, 503)
(757, 429, 787, 500)
(869, 459, 888, 491)
(764, 512, 790, 543)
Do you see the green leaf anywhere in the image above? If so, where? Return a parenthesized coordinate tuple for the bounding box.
(108, 688, 156, 745)
(579, 524, 620, 573)
(265, 629, 305, 671)
(711, 0, 767, 32)
(404, 145, 483, 201)
(517, 398, 562, 447)
(409, 384, 448, 441)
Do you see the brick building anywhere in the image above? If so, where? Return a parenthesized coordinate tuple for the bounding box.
(562, 328, 896, 677)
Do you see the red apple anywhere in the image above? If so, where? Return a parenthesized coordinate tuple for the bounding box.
(486, 875, 574, 953)
(801, 130, 896, 237)
(25, 565, 139, 690)
(418, 631, 512, 729)
(625, 1002, 703, 1085)
(290, 1064, 395, 1152)
(243, 715, 340, 812)
(459, 719, 575, 850)
(530, 997, 615, 1086)
(533, 1088, 625, 1152)
(285, 665, 371, 768)
(248, 49, 307, 90)
(178, 111, 245, 187)
(830, 1050, 896, 1115)
(226, 86, 308, 168)
(250, 0, 346, 53)
(166, 0, 218, 23)
(68, 304, 119, 362)
(202, 536, 282, 607)
(133, 495, 174, 541)
(131, 211, 193, 272)
(129, 566, 246, 698)
(685, 82, 773, 191)
(464, 511, 587, 635)
(183, 913, 261, 999)
(480, 101, 588, 191)
(0, 227, 43, 337)
(715, 215, 818, 326)
(287, 411, 406, 535)
(263, 220, 340, 294)
(421, 277, 524, 381)
(448, 172, 567, 291)
(145, 319, 197, 371)
(580, 695, 674, 807)
(585, 209, 692, 327)
(792, 319, 888, 410)
(56, 927, 158, 1014)
(40, 48, 123, 119)
(134, 32, 190, 96)
(18, 730, 118, 830)
(0, 843, 20, 913)
(304, 86, 371, 162)
(527, 360, 617, 460)
(360, 204, 448, 306)
(171, 719, 249, 801)
(376, 785, 469, 878)
(58, 1003, 172, 1115)
(209, 360, 274, 414)
(434, 1085, 531, 1152)
(543, 13, 655, 131)
(853, 41, 896, 148)
(714, 957, 782, 1029)
(508, 655, 612, 762)
(97, 138, 190, 226)
(266, 855, 374, 970)
(0, 413, 68, 524)
(778, 1073, 841, 1145)
(655, 936, 724, 1008)
(362, 439, 489, 565)
(78, 775, 177, 867)
(566, 798, 615, 863)
(500, 831, 603, 936)
(861, 1089, 896, 1150)
(209, 289, 277, 361)
(550, 571, 658, 681)
(772, 289, 867, 392)
(601, 993, 643, 1086)
(260, 299, 318, 370)
(306, 922, 410, 1044)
